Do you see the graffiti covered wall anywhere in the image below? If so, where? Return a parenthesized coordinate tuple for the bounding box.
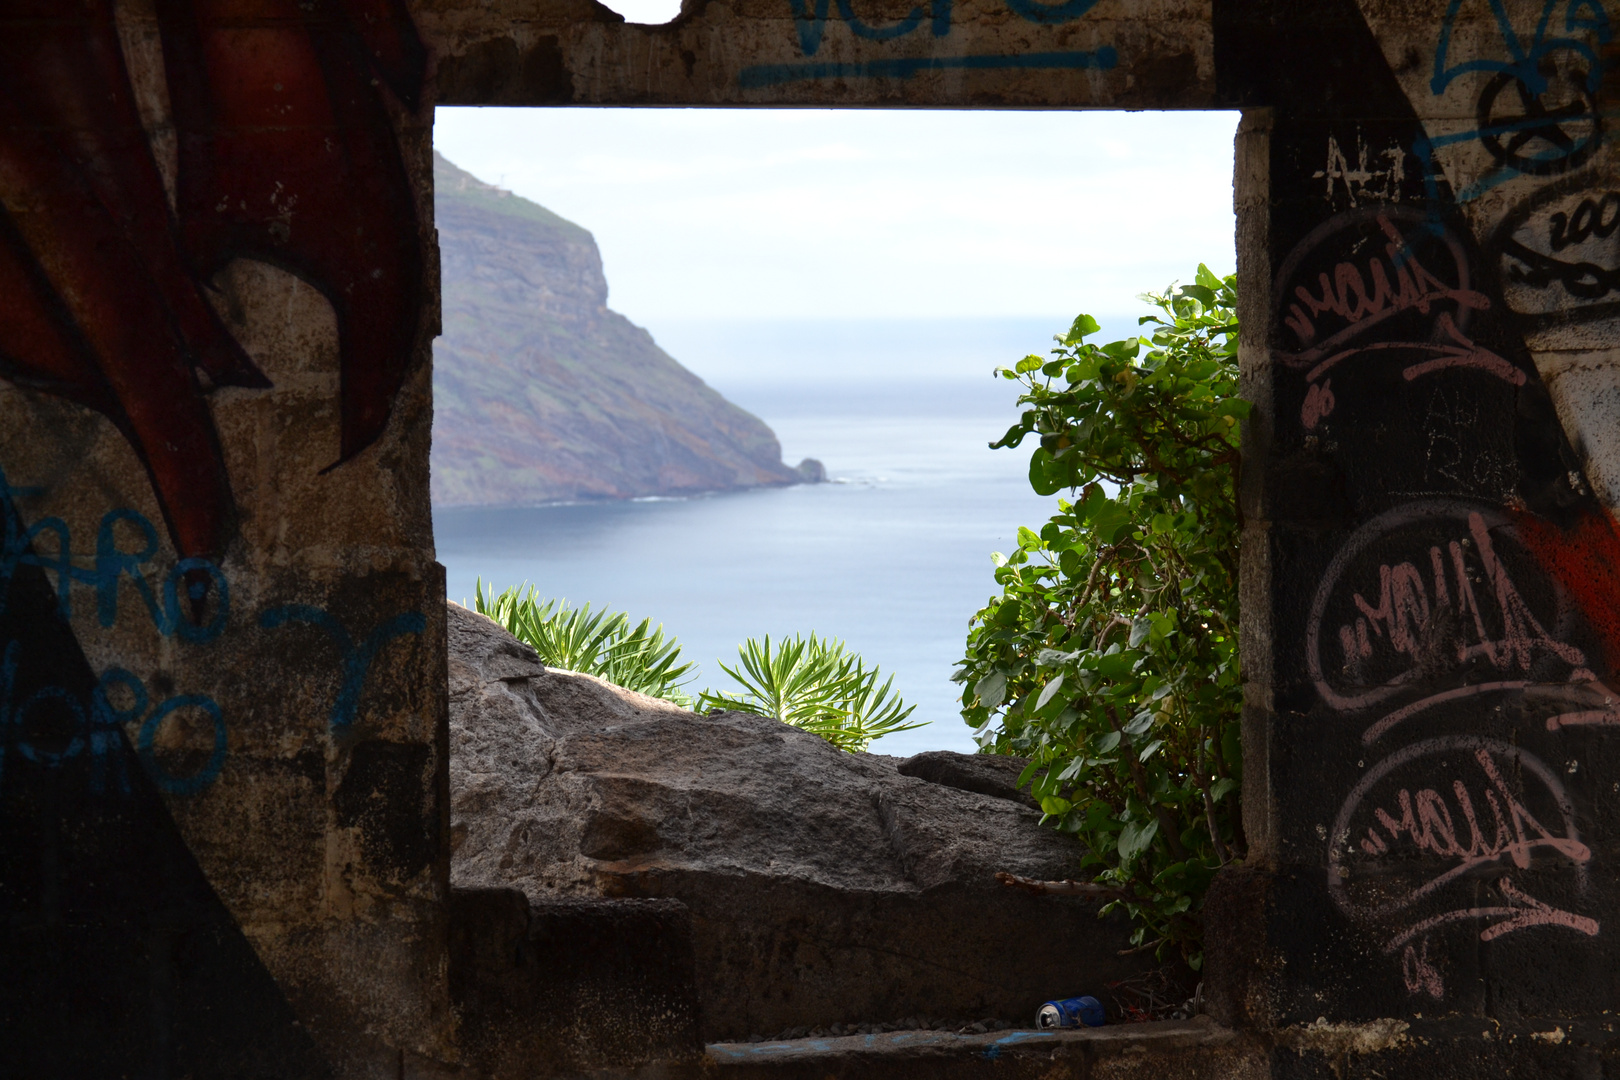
(0, 1, 448, 1075)
(7, 0, 1620, 1075)
(1, 0, 1240, 1069)
(420, 0, 1216, 107)
(1207, 0, 1620, 1064)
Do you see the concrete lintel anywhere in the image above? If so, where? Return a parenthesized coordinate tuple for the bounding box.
(416, 0, 1217, 108)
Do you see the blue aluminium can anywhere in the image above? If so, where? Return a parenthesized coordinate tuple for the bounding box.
(1036, 996, 1106, 1029)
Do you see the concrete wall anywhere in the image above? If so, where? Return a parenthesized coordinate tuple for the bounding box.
(1210, 0, 1620, 1072)
(420, 0, 1213, 107)
(0, 4, 447, 1076)
(4, 0, 1620, 1075)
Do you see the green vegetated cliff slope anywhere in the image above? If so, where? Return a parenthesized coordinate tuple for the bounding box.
(431, 151, 802, 507)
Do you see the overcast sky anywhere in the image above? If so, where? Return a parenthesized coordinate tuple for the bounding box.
(596, 0, 712, 21)
(432, 108, 1241, 326)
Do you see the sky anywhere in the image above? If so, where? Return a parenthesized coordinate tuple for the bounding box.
(594, 0, 706, 21)
(432, 107, 1242, 327)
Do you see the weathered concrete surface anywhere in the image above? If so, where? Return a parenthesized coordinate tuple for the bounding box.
(450, 887, 704, 1077)
(10, 0, 1620, 1074)
(1212, 0, 1620, 1076)
(700, 1014, 1620, 1080)
(0, 2, 451, 1075)
(700, 1016, 1262, 1080)
(417, 0, 1215, 108)
(447, 602, 1151, 1041)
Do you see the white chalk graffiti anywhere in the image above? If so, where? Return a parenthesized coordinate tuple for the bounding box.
(1314, 132, 1411, 207)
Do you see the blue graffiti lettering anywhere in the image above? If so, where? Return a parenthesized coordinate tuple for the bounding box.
(95, 508, 164, 629)
(137, 693, 227, 796)
(22, 517, 71, 615)
(739, 46, 1116, 89)
(791, 0, 948, 55)
(0, 649, 222, 796)
(0, 469, 226, 797)
(163, 557, 230, 642)
(789, 0, 832, 57)
(90, 667, 146, 795)
(784, 0, 1094, 59)
(835, 0, 927, 42)
(0, 470, 229, 641)
(0, 643, 88, 770)
(0, 466, 42, 616)
(259, 604, 426, 732)
(0, 644, 227, 797)
(1426, 0, 1612, 199)
(1003, 0, 1099, 26)
(1433, 0, 1610, 98)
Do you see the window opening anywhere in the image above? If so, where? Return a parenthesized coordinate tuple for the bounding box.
(431, 107, 1239, 755)
(596, 0, 684, 25)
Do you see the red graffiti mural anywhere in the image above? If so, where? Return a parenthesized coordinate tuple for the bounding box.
(0, 0, 423, 562)
(1514, 506, 1620, 675)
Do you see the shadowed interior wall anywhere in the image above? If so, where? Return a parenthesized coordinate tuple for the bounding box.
(1210, 2, 1620, 1067)
(0, 3, 449, 1076)
(5, 0, 1620, 1076)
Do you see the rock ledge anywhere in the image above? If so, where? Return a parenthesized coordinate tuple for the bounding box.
(448, 603, 1147, 1040)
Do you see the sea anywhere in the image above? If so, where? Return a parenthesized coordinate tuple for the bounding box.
(433, 313, 1143, 756)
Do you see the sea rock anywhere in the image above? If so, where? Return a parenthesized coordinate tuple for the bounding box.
(794, 457, 826, 483)
(448, 603, 1149, 1040)
(431, 152, 802, 506)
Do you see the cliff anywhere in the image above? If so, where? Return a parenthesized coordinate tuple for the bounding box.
(431, 152, 803, 507)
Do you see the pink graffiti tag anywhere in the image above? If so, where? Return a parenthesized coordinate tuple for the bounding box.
(1352, 747, 1590, 894)
(1362, 680, 1532, 746)
(1283, 214, 1490, 359)
(1302, 379, 1336, 429)
(1274, 211, 1523, 430)
(1331, 511, 1590, 706)
(1300, 318, 1522, 430)
(1544, 682, 1620, 730)
(1329, 738, 1592, 949)
(1306, 314, 1522, 385)
(1548, 708, 1620, 729)
(1397, 314, 1526, 385)
(1402, 938, 1444, 998)
(1386, 878, 1598, 951)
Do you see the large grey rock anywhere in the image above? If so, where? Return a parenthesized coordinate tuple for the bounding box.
(448, 603, 1147, 1040)
(897, 750, 1041, 810)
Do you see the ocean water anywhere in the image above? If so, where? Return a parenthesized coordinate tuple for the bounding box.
(433, 314, 1143, 755)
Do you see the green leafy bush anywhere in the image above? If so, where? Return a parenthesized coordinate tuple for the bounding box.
(474, 581, 697, 706)
(699, 634, 924, 752)
(954, 265, 1247, 966)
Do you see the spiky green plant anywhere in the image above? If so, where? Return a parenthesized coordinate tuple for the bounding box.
(698, 634, 925, 752)
(474, 580, 696, 706)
